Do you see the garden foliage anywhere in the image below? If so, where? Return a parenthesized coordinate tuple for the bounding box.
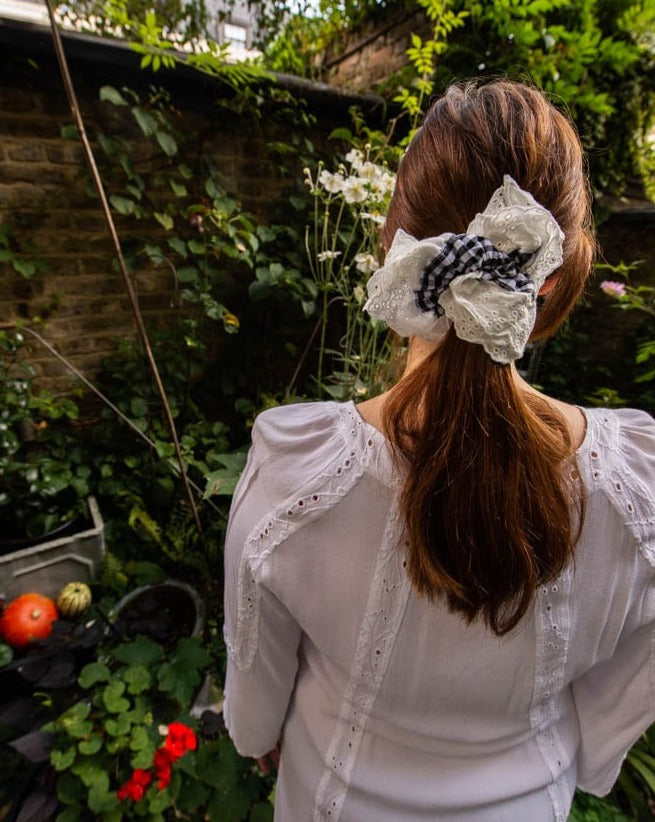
(2, 1, 655, 819)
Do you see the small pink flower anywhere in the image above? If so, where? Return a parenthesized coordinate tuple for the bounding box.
(600, 280, 627, 298)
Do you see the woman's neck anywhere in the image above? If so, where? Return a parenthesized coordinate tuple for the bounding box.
(356, 336, 587, 452)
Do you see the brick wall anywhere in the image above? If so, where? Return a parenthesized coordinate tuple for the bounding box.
(0, 20, 381, 393)
(322, 5, 430, 92)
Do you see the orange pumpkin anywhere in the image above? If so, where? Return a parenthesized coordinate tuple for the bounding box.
(0, 593, 58, 649)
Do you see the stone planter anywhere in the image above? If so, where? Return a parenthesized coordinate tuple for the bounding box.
(0, 496, 105, 601)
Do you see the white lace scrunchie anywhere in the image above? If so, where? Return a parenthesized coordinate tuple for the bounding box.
(363, 175, 565, 364)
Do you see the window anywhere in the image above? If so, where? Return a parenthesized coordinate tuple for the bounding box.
(223, 22, 248, 51)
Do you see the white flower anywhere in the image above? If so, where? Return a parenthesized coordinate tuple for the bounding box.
(317, 250, 342, 262)
(342, 177, 368, 204)
(371, 171, 396, 197)
(345, 148, 364, 170)
(353, 285, 366, 305)
(318, 170, 344, 193)
(354, 252, 379, 274)
(362, 212, 386, 226)
(358, 161, 379, 181)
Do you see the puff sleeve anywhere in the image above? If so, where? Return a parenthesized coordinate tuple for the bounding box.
(222, 403, 347, 758)
(571, 409, 655, 795)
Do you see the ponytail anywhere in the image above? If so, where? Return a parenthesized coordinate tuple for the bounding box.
(384, 331, 580, 634)
(379, 80, 593, 634)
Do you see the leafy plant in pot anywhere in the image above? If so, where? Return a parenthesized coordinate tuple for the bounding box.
(1, 579, 273, 821)
(0, 330, 90, 549)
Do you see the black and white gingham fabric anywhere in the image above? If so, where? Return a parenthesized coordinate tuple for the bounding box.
(415, 234, 535, 317)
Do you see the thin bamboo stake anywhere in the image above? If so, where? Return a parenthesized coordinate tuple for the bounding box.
(43, 0, 202, 533)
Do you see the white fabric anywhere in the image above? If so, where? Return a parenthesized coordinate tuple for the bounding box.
(364, 176, 564, 362)
(223, 401, 655, 822)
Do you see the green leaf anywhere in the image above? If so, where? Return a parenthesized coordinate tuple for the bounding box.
(78, 735, 103, 755)
(60, 124, 80, 139)
(329, 127, 353, 141)
(56, 806, 83, 822)
(178, 163, 192, 179)
(167, 236, 187, 256)
(187, 239, 205, 255)
(157, 637, 210, 706)
(175, 779, 210, 813)
(628, 753, 655, 793)
(105, 713, 132, 737)
(148, 786, 174, 813)
(51, 746, 76, 771)
(207, 782, 250, 822)
(88, 775, 117, 814)
(0, 643, 13, 667)
(154, 212, 174, 230)
(169, 179, 187, 197)
(106, 736, 127, 755)
(128, 725, 157, 769)
(59, 702, 92, 738)
(143, 243, 162, 262)
(56, 771, 83, 805)
(203, 469, 239, 498)
(100, 85, 128, 106)
(250, 802, 275, 822)
(79, 662, 111, 688)
(121, 664, 151, 695)
(12, 259, 37, 278)
(71, 759, 109, 790)
(109, 195, 135, 216)
(156, 132, 178, 157)
(173, 264, 197, 283)
(124, 561, 167, 586)
(132, 107, 157, 137)
(102, 680, 130, 714)
(113, 636, 164, 667)
(128, 725, 150, 751)
(130, 397, 148, 418)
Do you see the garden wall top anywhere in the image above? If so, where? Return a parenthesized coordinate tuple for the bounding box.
(0, 16, 386, 394)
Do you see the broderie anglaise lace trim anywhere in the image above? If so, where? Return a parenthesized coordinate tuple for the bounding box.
(312, 507, 410, 822)
(227, 406, 379, 672)
(530, 567, 573, 822)
(364, 176, 564, 364)
(583, 409, 655, 567)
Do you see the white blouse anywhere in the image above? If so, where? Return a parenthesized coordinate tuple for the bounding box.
(223, 401, 655, 822)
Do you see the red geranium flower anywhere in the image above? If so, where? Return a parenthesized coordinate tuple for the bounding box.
(164, 722, 197, 760)
(117, 768, 152, 802)
(154, 746, 174, 789)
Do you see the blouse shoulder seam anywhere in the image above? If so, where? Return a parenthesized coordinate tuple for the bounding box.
(227, 411, 371, 671)
(583, 410, 655, 567)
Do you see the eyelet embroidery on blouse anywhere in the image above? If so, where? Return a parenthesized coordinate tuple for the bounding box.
(585, 409, 655, 567)
(226, 424, 371, 673)
(312, 507, 410, 822)
(530, 566, 573, 822)
(336, 403, 398, 489)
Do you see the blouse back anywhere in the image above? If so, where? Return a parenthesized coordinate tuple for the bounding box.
(223, 401, 655, 821)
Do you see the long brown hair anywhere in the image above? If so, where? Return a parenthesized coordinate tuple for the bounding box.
(383, 81, 594, 635)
